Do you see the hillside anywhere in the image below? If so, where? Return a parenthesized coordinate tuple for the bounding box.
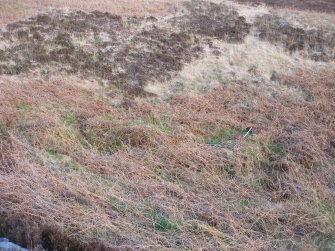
(0, 0, 334, 250)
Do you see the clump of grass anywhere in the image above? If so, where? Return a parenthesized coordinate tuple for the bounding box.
(268, 142, 287, 158)
(147, 118, 173, 134)
(60, 112, 78, 126)
(83, 118, 170, 153)
(317, 201, 335, 227)
(263, 141, 288, 165)
(250, 176, 268, 192)
(0, 64, 22, 75)
(240, 199, 252, 210)
(153, 211, 179, 232)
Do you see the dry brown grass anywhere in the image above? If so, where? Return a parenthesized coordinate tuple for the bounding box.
(0, 0, 182, 27)
(236, 0, 335, 13)
(0, 65, 334, 250)
(2, 0, 335, 29)
(0, 0, 334, 249)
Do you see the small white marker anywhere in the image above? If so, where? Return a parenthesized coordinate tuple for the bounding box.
(243, 127, 253, 138)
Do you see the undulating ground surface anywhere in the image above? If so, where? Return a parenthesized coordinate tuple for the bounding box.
(236, 0, 335, 13)
(0, 0, 183, 27)
(0, 0, 335, 250)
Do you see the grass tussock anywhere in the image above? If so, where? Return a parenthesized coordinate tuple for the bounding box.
(0, 65, 334, 250)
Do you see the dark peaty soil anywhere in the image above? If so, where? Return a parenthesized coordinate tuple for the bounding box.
(0, 1, 251, 97)
(0, 0, 334, 96)
(254, 14, 335, 61)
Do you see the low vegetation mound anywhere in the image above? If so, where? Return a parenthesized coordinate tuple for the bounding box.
(255, 14, 335, 61)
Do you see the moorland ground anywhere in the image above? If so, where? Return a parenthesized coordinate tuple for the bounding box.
(0, 0, 335, 250)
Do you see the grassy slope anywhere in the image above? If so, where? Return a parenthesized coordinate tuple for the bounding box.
(0, 0, 335, 250)
(1, 69, 334, 250)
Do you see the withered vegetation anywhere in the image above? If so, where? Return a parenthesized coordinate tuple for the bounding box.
(236, 0, 335, 13)
(1, 1, 334, 97)
(0, 67, 334, 250)
(0, 0, 334, 250)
